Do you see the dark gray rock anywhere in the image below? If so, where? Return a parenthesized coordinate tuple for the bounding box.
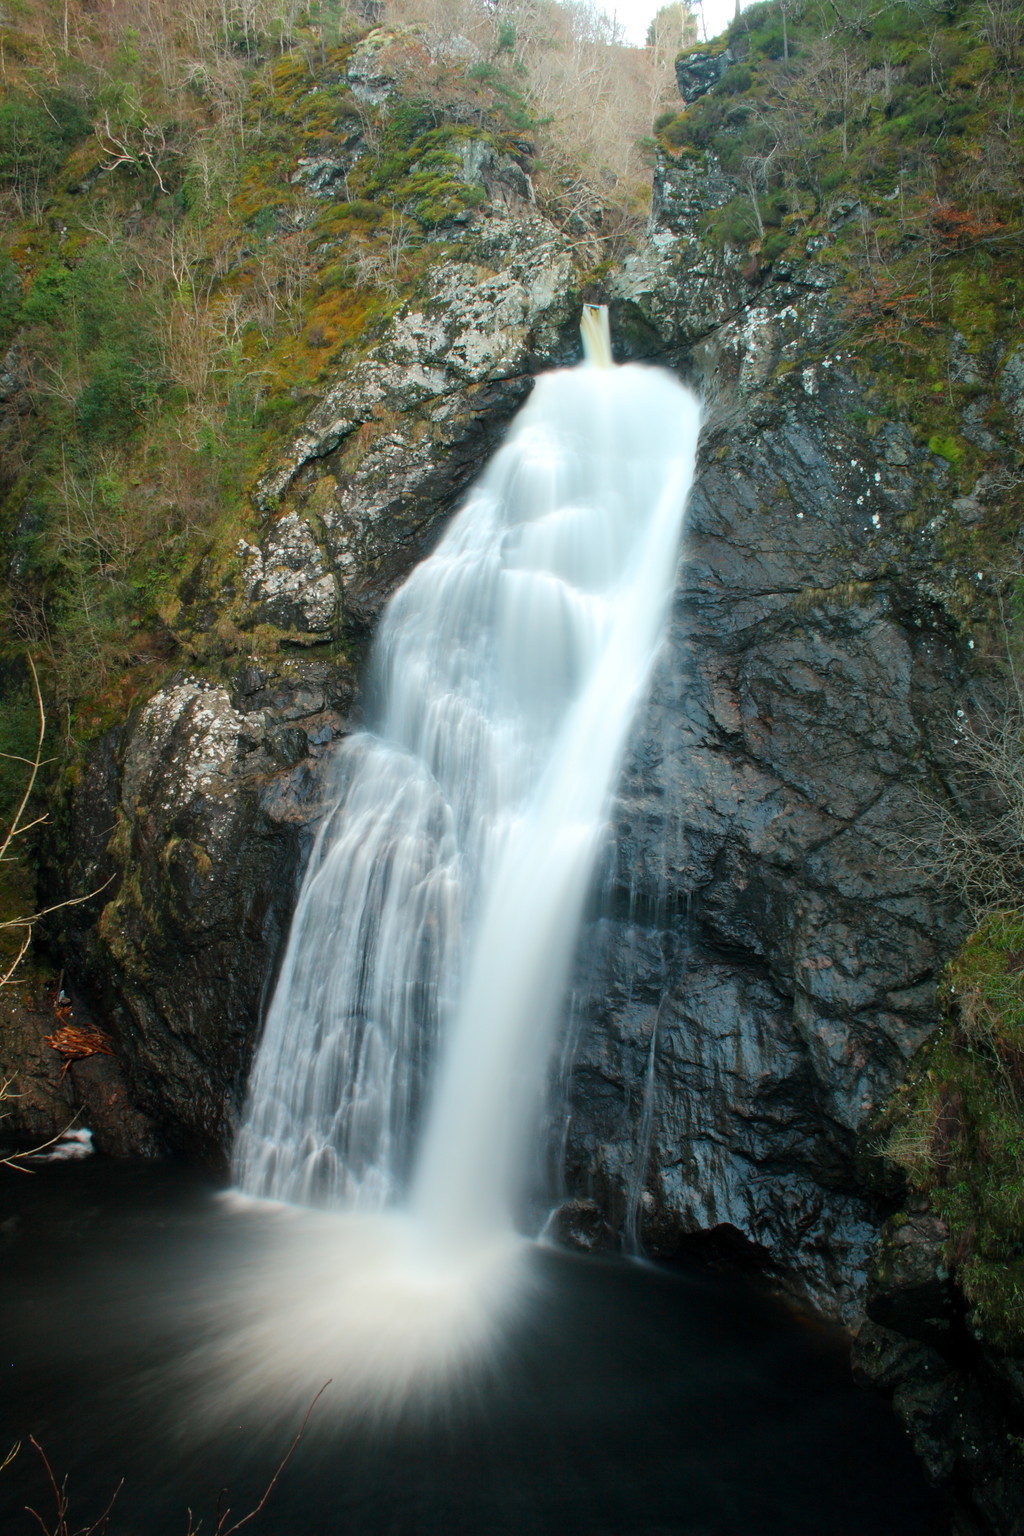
(546, 1197, 616, 1252)
(961, 396, 998, 451)
(345, 27, 402, 106)
(852, 1317, 952, 1395)
(290, 144, 361, 195)
(999, 345, 1024, 441)
(561, 292, 966, 1314)
(0, 979, 159, 1158)
(454, 136, 534, 208)
(57, 665, 350, 1160)
(651, 149, 736, 236)
(866, 1213, 960, 1346)
(855, 1215, 1024, 1531)
(0, 343, 28, 407)
(675, 46, 735, 103)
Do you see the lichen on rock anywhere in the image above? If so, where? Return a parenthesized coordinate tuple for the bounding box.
(237, 513, 338, 635)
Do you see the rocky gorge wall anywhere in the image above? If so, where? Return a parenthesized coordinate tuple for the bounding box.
(4, 10, 1022, 1529)
(55, 186, 580, 1160)
(48, 121, 976, 1322)
(52, 100, 971, 1279)
(562, 167, 972, 1318)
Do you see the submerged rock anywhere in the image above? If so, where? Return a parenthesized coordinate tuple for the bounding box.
(546, 1198, 616, 1253)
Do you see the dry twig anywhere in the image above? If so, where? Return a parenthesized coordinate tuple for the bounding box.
(185, 1380, 332, 1535)
(24, 1437, 122, 1536)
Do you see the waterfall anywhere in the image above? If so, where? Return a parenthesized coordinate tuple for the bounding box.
(213, 311, 699, 1416)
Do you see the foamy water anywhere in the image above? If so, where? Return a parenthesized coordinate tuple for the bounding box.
(182, 1198, 530, 1423)
(209, 311, 700, 1416)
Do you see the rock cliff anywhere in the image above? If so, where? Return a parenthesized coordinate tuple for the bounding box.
(558, 147, 971, 1319)
(57, 191, 579, 1161)
(50, 113, 976, 1329)
(55, 49, 978, 1311)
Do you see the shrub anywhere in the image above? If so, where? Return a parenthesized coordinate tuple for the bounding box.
(0, 88, 90, 207)
(927, 432, 965, 463)
(0, 257, 22, 349)
(22, 246, 163, 447)
(715, 64, 754, 94)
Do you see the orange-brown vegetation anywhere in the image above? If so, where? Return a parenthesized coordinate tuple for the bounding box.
(45, 1021, 115, 1074)
(0, 0, 681, 719)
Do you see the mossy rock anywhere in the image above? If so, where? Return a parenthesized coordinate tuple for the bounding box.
(880, 912, 1024, 1350)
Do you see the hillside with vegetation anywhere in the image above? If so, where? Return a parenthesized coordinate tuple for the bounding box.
(659, 0, 1023, 587)
(644, 9, 1024, 1502)
(0, 0, 676, 693)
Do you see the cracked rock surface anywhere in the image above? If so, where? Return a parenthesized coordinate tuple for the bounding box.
(58, 198, 578, 1161)
(559, 156, 969, 1320)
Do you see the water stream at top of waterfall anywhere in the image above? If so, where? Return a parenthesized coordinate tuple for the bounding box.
(206, 308, 701, 1417)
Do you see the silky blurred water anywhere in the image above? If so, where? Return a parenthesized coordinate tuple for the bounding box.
(0, 1163, 948, 1536)
(233, 349, 700, 1257)
(0, 340, 950, 1536)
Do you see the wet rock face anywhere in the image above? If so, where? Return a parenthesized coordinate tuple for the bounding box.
(62, 665, 351, 1160)
(853, 1215, 1024, 1532)
(560, 167, 969, 1319)
(59, 197, 578, 1160)
(250, 208, 574, 633)
(0, 983, 158, 1159)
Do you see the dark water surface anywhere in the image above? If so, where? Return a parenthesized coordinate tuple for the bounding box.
(1, 1161, 946, 1536)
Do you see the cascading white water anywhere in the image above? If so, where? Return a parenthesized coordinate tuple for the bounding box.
(206, 310, 700, 1417)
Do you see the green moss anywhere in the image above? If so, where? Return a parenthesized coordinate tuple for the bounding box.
(928, 433, 966, 464)
(676, 39, 730, 62)
(349, 109, 495, 228)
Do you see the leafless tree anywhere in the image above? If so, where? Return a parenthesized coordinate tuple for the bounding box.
(98, 107, 182, 193)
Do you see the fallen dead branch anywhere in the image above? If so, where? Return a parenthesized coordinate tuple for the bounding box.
(44, 1024, 115, 1077)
